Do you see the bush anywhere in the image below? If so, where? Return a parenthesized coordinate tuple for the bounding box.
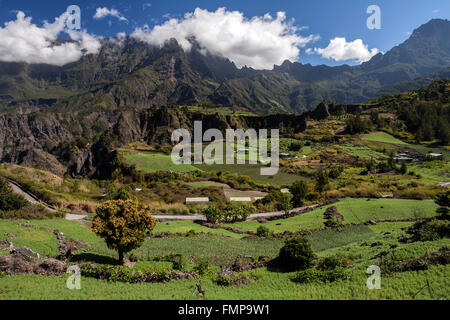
(193, 259, 213, 276)
(318, 256, 344, 271)
(203, 206, 224, 224)
(292, 267, 347, 283)
(0, 178, 28, 211)
(214, 274, 252, 286)
(81, 264, 171, 283)
(256, 226, 270, 237)
(225, 205, 250, 222)
(288, 141, 303, 152)
(0, 204, 64, 220)
(277, 237, 315, 271)
(203, 205, 250, 223)
(290, 180, 308, 207)
(413, 220, 450, 241)
(115, 186, 133, 200)
(328, 167, 343, 179)
(314, 169, 329, 193)
(171, 254, 187, 271)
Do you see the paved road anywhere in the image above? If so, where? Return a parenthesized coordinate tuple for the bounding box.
(7, 179, 56, 212)
(7, 177, 320, 221)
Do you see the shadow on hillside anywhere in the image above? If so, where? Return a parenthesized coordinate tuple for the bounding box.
(70, 253, 119, 265)
(265, 258, 296, 273)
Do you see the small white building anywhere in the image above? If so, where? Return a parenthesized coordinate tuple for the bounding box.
(185, 197, 209, 204)
(230, 197, 252, 202)
(428, 153, 443, 160)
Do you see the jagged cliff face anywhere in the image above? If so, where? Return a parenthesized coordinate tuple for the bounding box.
(0, 113, 73, 175)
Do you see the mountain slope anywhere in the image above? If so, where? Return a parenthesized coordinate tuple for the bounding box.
(0, 19, 449, 115)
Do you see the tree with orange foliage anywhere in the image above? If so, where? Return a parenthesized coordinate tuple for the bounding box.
(91, 200, 156, 264)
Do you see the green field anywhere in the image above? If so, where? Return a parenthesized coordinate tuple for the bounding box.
(186, 181, 227, 188)
(1, 217, 448, 299)
(363, 132, 408, 145)
(194, 163, 305, 186)
(341, 143, 389, 160)
(125, 152, 200, 173)
(224, 198, 438, 233)
(363, 132, 450, 158)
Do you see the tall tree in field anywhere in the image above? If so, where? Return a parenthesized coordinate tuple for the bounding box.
(92, 200, 156, 264)
(290, 180, 309, 207)
(314, 169, 329, 193)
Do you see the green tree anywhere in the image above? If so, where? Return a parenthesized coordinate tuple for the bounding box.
(314, 169, 329, 193)
(277, 237, 315, 271)
(435, 190, 450, 219)
(0, 178, 28, 211)
(290, 180, 309, 207)
(400, 162, 408, 175)
(92, 200, 156, 264)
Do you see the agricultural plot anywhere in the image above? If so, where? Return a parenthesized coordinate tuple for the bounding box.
(363, 132, 450, 158)
(194, 163, 304, 185)
(224, 198, 438, 234)
(0, 219, 448, 300)
(340, 143, 389, 160)
(125, 152, 200, 173)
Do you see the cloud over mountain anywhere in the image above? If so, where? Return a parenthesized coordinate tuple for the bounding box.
(0, 11, 100, 66)
(313, 37, 379, 63)
(132, 7, 319, 69)
(93, 7, 128, 22)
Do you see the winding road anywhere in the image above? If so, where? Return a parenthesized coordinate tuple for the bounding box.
(6, 178, 320, 221)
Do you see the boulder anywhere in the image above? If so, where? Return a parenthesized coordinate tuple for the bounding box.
(10, 247, 40, 260)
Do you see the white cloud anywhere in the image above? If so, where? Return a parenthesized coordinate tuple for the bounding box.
(132, 7, 319, 69)
(93, 7, 128, 22)
(313, 37, 379, 63)
(0, 11, 100, 66)
(143, 3, 152, 10)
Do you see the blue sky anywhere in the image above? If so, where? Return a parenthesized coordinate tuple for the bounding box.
(0, 0, 448, 67)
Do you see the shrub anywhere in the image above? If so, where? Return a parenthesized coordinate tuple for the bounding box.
(314, 169, 329, 193)
(225, 205, 250, 222)
(318, 256, 344, 271)
(81, 264, 172, 283)
(0, 178, 28, 211)
(115, 186, 133, 200)
(193, 259, 213, 276)
(214, 274, 252, 287)
(186, 229, 196, 237)
(203, 206, 224, 224)
(290, 180, 308, 207)
(203, 205, 250, 223)
(288, 141, 303, 152)
(292, 267, 347, 283)
(0, 203, 64, 220)
(91, 200, 156, 264)
(415, 220, 450, 241)
(256, 226, 270, 237)
(171, 254, 186, 271)
(277, 237, 315, 271)
(328, 167, 343, 179)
